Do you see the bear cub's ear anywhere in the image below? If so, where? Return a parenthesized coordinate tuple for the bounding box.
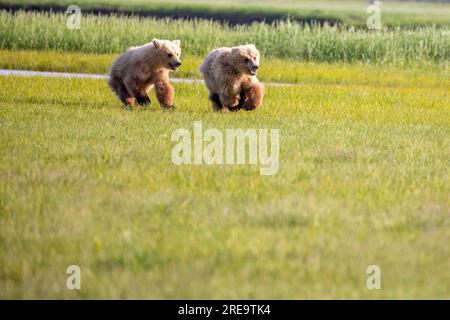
(152, 39, 161, 48)
(230, 47, 239, 55)
(173, 40, 181, 47)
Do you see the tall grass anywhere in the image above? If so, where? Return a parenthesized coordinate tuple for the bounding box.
(0, 11, 449, 64)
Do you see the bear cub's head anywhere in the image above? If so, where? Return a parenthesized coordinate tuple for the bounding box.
(152, 39, 182, 71)
(229, 44, 260, 76)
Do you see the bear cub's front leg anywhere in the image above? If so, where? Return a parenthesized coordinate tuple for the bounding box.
(239, 82, 264, 111)
(155, 79, 175, 110)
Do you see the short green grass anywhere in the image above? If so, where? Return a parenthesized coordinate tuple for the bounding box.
(1, 67, 449, 298)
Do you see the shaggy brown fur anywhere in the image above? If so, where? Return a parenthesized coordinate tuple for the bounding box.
(240, 81, 264, 111)
(108, 39, 181, 109)
(199, 44, 264, 112)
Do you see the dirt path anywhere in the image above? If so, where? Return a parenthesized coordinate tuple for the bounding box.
(0, 69, 289, 86)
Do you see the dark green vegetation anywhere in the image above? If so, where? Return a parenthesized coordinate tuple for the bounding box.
(2, 0, 450, 27)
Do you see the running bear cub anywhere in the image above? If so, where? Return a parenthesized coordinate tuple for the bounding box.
(200, 44, 264, 112)
(108, 39, 181, 109)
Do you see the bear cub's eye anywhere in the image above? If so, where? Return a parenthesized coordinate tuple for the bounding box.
(244, 58, 249, 63)
(168, 53, 173, 58)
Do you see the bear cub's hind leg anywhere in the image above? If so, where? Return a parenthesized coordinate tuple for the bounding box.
(136, 94, 151, 106)
(135, 85, 151, 106)
(124, 77, 151, 106)
(210, 93, 224, 112)
(116, 82, 134, 106)
(219, 92, 240, 112)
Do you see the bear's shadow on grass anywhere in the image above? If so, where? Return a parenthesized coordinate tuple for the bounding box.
(9, 96, 138, 110)
(9, 96, 242, 114)
(8, 96, 112, 109)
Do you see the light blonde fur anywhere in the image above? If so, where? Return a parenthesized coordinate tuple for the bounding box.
(108, 39, 181, 109)
(200, 44, 264, 112)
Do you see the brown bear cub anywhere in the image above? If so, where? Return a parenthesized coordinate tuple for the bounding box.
(200, 44, 264, 112)
(108, 39, 181, 109)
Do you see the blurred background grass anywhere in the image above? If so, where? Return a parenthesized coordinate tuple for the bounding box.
(0, 11, 449, 65)
(2, 0, 450, 27)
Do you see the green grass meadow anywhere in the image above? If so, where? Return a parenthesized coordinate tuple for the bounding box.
(1, 68, 449, 298)
(0, 6, 449, 299)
